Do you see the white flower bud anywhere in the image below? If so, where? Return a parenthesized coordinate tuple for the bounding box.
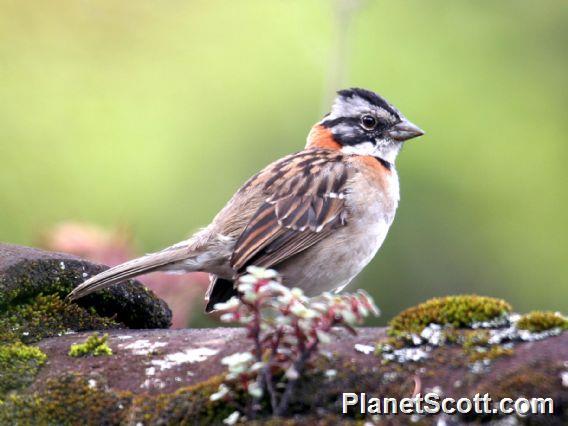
(285, 366, 299, 380)
(223, 411, 240, 425)
(213, 297, 240, 311)
(316, 329, 331, 344)
(341, 309, 357, 324)
(210, 384, 229, 401)
(221, 352, 254, 367)
(247, 381, 263, 398)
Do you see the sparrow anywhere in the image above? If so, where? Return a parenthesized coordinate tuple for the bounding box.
(68, 88, 424, 312)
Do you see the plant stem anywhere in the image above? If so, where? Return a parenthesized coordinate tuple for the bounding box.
(274, 342, 317, 416)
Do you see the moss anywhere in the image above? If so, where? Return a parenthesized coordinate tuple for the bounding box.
(0, 293, 121, 345)
(0, 342, 47, 396)
(0, 291, 120, 397)
(461, 329, 490, 350)
(0, 373, 132, 425)
(132, 375, 239, 425)
(374, 336, 407, 354)
(517, 311, 568, 333)
(388, 295, 512, 336)
(457, 329, 514, 362)
(467, 345, 513, 363)
(69, 333, 112, 357)
(0, 373, 238, 426)
(441, 327, 460, 344)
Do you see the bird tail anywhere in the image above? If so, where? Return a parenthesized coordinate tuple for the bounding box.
(67, 245, 193, 301)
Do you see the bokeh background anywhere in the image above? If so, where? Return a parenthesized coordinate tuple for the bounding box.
(1, 0, 566, 326)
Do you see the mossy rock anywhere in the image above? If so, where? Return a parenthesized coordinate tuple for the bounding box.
(388, 295, 512, 336)
(0, 243, 171, 329)
(0, 243, 172, 400)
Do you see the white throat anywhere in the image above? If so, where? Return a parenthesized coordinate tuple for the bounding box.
(340, 141, 402, 164)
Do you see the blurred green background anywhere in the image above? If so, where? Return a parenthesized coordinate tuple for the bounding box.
(1, 0, 566, 325)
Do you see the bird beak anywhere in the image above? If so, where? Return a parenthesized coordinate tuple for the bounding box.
(388, 119, 425, 142)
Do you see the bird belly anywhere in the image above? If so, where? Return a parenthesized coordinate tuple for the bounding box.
(276, 194, 396, 296)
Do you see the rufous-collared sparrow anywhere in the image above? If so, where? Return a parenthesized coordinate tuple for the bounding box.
(68, 88, 424, 311)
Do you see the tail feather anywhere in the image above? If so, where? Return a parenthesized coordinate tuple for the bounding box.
(67, 246, 191, 301)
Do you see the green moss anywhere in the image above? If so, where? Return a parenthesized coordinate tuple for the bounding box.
(467, 345, 513, 363)
(0, 373, 132, 425)
(0, 373, 236, 425)
(0, 293, 121, 345)
(0, 342, 47, 396)
(69, 333, 113, 357)
(388, 295, 512, 336)
(133, 375, 238, 425)
(0, 291, 120, 396)
(374, 336, 406, 354)
(442, 327, 460, 344)
(516, 311, 568, 332)
(461, 329, 490, 350)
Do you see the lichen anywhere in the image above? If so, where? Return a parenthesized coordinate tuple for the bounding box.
(0, 342, 47, 396)
(388, 295, 512, 336)
(516, 311, 568, 333)
(69, 333, 113, 357)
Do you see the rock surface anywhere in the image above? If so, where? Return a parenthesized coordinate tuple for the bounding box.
(0, 326, 562, 425)
(33, 327, 568, 398)
(1, 244, 567, 425)
(0, 243, 171, 329)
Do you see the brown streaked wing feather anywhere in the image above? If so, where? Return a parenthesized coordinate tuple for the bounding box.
(229, 203, 285, 270)
(248, 227, 335, 268)
(230, 150, 348, 272)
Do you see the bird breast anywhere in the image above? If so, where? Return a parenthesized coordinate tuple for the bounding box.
(276, 161, 400, 295)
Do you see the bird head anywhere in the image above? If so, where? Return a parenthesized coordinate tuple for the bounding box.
(307, 88, 424, 164)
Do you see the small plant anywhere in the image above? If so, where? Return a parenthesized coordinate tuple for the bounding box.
(211, 266, 379, 418)
(68, 333, 113, 357)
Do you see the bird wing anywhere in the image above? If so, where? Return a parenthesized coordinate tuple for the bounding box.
(230, 149, 349, 272)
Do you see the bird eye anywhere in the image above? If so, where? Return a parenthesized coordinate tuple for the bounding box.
(360, 114, 377, 130)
